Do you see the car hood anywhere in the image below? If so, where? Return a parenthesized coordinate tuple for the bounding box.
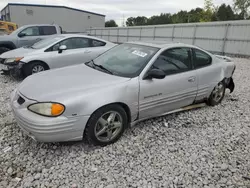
(0, 47, 40, 59)
(18, 64, 130, 101)
(0, 35, 12, 40)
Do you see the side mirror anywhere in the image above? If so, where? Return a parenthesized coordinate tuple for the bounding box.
(144, 69, 166, 80)
(18, 33, 26, 38)
(58, 45, 67, 53)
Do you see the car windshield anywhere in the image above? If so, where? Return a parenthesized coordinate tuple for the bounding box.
(30, 36, 65, 49)
(89, 43, 159, 78)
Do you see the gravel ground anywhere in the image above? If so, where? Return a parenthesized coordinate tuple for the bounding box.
(0, 58, 250, 188)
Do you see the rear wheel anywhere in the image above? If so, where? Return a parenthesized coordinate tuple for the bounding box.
(207, 82, 226, 106)
(84, 104, 128, 146)
(23, 61, 48, 77)
(0, 47, 10, 55)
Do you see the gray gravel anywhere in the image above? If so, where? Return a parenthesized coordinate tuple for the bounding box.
(1, 58, 250, 188)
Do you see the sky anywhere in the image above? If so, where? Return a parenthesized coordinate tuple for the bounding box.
(0, 0, 233, 26)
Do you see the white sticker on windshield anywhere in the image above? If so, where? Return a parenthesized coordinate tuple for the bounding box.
(132, 50, 148, 57)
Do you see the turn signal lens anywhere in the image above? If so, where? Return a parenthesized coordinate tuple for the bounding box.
(51, 103, 65, 116)
(15, 57, 24, 62)
(28, 102, 65, 117)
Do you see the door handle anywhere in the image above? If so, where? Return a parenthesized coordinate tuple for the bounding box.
(188, 76, 196, 82)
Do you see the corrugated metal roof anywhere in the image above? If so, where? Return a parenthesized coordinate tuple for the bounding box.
(1, 3, 105, 17)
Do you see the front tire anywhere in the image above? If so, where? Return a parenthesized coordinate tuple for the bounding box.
(23, 61, 47, 77)
(84, 104, 128, 146)
(207, 81, 226, 106)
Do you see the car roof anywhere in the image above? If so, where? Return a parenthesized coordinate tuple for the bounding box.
(56, 34, 111, 43)
(125, 41, 198, 49)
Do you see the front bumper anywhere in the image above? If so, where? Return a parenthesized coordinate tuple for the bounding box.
(0, 60, 25, 77)
(10, 90, 90, 142)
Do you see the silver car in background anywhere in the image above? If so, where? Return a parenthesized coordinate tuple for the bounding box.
(10, 41, 235, 146)
(0, 34, 116, 77)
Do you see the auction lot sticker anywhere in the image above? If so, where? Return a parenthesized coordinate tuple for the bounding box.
(132, 50, 148, 57)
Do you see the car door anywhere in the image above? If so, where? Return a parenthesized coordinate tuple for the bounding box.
(45, 37, 93, 69)
(17, 26, 42, 47)
(192, 48, 221, 101)
(139, 47, 198, 119)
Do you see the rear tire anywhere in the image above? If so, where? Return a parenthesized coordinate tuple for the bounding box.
(23, 61, 48, 77)
(207, 81, 226, 106)
(84, 104, 128, 146)
(0, 47, 10, 55)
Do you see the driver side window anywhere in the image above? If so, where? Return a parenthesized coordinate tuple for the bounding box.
(19, 27, 40, 36)
(151, 48, 192, 76)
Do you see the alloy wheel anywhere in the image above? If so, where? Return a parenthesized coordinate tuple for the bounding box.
(94, 111, 123, 142)
(212, 82, 225, 102)
(32, 65, 45, 74)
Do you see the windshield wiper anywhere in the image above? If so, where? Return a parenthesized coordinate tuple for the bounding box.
(91, 60, 113, 75)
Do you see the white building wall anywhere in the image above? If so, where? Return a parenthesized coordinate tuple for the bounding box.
(7, 5, 105, 32)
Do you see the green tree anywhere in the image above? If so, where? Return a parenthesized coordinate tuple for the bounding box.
(126, 17, 135, 26)
(105, 20, 118, 27)
(188, 8, 204, 22)
(126, 16, 148, 26)
(148, 13, 172, 25)
(216, 4, 235, 20)
(200, 0, 215, 22)
(134, 16, 148, 26)
(171, 11, 189, 23)
(204, 0, 214, 11)
(233, 0, 250, 19)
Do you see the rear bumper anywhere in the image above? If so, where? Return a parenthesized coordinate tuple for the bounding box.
(226, 77, 235, 93)
(225, 65, 236, 93)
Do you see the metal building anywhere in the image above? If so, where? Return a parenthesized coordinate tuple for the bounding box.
(0, 3, 105, 32)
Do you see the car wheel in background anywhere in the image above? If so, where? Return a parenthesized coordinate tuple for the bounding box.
(23, 61, 48, 77)
(84, 104, 128, 146)
(207, 81, 226, 106)
(0, 47, 10, 55)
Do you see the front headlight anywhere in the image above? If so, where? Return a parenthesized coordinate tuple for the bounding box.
(28, 102, 65, 117)
(5, 57, 23, 64)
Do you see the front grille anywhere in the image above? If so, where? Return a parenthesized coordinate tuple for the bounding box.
(0, 58, 5, 64)
(17, 96, 25, 105)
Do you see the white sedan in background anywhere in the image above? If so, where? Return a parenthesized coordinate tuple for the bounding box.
(0, 34, 116, 77)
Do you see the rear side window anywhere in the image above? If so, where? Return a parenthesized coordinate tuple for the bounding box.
(40, 26, 57, 35)
(91, 39, 106, 47)
(193, 49, 212, 69)
(152, 48, 192, 75)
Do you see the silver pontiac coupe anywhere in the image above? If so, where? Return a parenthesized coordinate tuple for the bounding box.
(10, 41, 235, 146)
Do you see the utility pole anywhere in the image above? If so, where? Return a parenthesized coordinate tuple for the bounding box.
(122, 14, 125, 27)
